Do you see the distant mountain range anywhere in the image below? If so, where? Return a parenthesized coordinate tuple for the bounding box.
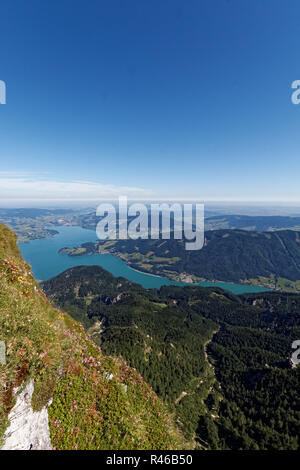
(205, 214, 300, 231)
(0, 208, 75, 218)
(74, 212, 300, 232)
(2, 207, 300, 243)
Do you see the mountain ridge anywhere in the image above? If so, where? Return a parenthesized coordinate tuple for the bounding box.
(59, 229, 300, 290)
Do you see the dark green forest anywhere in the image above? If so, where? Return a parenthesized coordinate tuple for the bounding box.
(63, 229, 300, 285)
(42, 266, 300, 450)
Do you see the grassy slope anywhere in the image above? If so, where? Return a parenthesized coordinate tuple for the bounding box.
(0, 223, 187, 450)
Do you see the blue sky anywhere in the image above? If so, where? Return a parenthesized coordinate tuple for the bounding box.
(1, 0, 300, 204)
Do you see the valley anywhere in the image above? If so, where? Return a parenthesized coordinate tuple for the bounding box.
(41, 264, 300, 449)
(1, 218, 299, 450)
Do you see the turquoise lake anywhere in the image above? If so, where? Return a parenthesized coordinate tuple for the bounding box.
(19, 225, 270, 294)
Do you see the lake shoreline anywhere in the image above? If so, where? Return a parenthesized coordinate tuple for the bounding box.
(19, 225, 272, 294)
(62, 243, 273, 291)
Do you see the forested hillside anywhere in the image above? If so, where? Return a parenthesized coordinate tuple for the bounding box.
(61, 229, 300, 290)
(42, 266, 300, 449)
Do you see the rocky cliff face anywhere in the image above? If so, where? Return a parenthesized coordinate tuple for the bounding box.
(2, 380, 52, 450)
(0, 223, 187, 450)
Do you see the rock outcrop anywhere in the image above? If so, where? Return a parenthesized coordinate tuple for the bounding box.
(1, 380, 52, 450)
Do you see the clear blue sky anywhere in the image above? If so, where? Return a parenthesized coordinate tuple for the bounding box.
(1, 0, 300, 203)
